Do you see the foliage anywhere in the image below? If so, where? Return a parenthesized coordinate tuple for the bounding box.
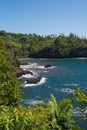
(74, 88, 87, 122)
(0, 38, 22, 106)
(0, 30, 87, 58)
(0, 44, 82, 130)
(0, 33, 86, 130)
(0, 97, 81, 130)
(49, 94, 80, 130)
(74, 88, 87, 104)
(0, 103, 50, 130)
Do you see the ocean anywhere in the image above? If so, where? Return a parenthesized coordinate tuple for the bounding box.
(20, 58, 87, 130)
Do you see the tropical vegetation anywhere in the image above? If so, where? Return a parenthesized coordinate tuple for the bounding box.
(0, 30, 87, 58)
(0, 31, 87, 129)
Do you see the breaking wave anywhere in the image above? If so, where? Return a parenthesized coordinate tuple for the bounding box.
(24, 77, 46, 87)
(22, 99, 43, 105)
(20, 63, 56, 70)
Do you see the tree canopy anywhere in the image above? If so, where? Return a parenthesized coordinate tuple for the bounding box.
(0, 30, 87, 58)
(0, 38, 22, 106)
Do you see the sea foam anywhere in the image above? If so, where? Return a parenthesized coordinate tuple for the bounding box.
(23, 99, 43, 105)
(20, 63, 56, 70)
(24, 77, 46, 87)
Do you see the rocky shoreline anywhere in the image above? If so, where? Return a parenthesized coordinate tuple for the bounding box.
(15, 63, 52, 85)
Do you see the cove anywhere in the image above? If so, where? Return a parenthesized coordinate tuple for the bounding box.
(20, 58, 87, 130)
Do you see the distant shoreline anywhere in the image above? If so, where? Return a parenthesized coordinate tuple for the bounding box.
(20, 57, 87, 62)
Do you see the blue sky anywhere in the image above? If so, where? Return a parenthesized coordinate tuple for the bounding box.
(0, 0, 87, 37)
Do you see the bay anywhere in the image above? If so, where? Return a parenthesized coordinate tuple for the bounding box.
(20, 58, 87, 130)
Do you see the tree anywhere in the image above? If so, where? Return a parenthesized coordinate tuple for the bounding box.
(0, 38, 22, 106)
(20, 37, 27, 56)
(53, 35, 70, 57)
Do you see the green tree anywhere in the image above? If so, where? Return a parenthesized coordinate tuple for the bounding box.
(20, 37, 27, 56)
(53, 35, 70, 57)
(0, 38, 22, 106)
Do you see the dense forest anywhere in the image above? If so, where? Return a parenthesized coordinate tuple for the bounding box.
(0, 31, 87, 129)
(0, 30, 87, 58)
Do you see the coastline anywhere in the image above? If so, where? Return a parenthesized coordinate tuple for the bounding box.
(20, 57, 87, 62)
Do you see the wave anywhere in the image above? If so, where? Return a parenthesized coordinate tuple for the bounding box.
(20, 64, 32, 69)
(24, 77, 46, 87)
(21, 73, 38, 79)
(20, 63, 42, 69)
(20, 63, 56, 70)
(60, 88, 75, 94)
(23, 99, 43, 105)
(36, 65, 56, 69)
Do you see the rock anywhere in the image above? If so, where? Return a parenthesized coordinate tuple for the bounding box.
(26, 76, 41, 84)
(44, 64, 51, 68)
(16, 69, 33, 77)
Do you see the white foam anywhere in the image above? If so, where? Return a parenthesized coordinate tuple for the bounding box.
(20, 63, 38, 69)
(20, 64, 31, 69)
(29, 63, 38, 66)
(61, 88, 75, 94)
(20, 63, 56, 70)
(24, 77, 46, 87)
(21, 74, 34, 78)
(23, 99, 43, 105)
(36, 65, 56, 69)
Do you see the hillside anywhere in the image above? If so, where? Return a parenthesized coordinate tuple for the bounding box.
(0, 30, 87, 58)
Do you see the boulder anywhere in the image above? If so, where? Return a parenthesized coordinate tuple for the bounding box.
(26, 76, 41, 84)
(44, 64, 51, 68)
(16, 69, 33, 77)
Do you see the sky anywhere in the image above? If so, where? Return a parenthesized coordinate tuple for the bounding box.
(0, 0, 87, 37)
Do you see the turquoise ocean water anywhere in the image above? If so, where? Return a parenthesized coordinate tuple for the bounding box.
(20, 58, 87, 130)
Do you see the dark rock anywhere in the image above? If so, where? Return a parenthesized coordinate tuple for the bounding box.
(44, 64, 51, 68)
(26, 76, 41, 84)
(16, 69, 33, 77)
